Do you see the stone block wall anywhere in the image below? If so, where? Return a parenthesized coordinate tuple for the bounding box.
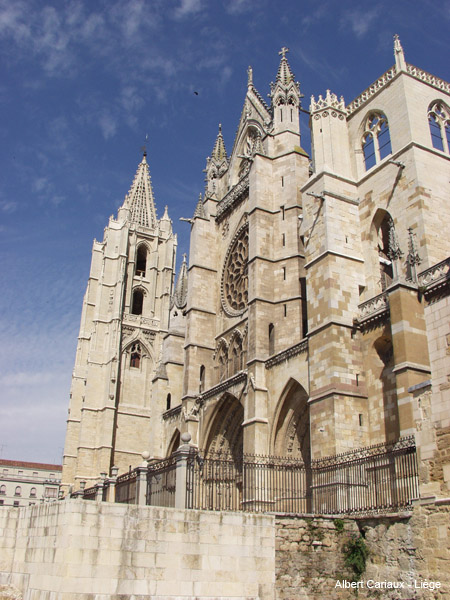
(0, 500, 275, 600)
(275, 502, 450, 599)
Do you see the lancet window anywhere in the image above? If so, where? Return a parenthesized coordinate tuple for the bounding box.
(130, 343, 141, 368)
(428, 102, 450, 153)
(199, 365, 205, 393)
(229, 334, 243, 376)
(135, 245, 147, 277)
(131, 289, 144, 315)
(362, 112, 392, 170)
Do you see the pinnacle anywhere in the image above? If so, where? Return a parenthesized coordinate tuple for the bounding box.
(173, 254, 188, 308)
(275, 46, 296, 86)
(211, 124, 227, 163)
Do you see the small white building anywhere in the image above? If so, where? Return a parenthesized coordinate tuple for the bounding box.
(0, 459, 61, 507)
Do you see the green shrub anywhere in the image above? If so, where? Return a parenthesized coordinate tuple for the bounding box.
(343, 535, 369, 582)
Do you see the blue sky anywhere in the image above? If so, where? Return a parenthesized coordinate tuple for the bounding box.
(0, 0, 449, 464)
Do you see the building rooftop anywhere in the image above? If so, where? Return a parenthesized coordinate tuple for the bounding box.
(0, 459, 62, 471)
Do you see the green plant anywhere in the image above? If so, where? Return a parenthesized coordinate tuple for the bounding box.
(334, 518, 345, 533)
(343, 535, 369, 582)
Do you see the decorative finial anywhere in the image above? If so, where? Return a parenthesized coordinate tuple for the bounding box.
(219, 123, 222, 133)
(393, 34, 406, 72)
(247, 65, 253, 87)
(182, 253, 187, 263)
(141, 133, 149, 157)
(279, 47, 289, 59)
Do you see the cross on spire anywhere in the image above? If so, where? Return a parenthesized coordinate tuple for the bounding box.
(279, 47, 289, 59)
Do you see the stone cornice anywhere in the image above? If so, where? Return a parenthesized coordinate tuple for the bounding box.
(304, 249, 364, 270)
(265, 339, 308, 369)
(356, 292, 390, 329)
(215, 174, 249, 222)
(162, 405, 182, 422)
(418, 257, 450, 300)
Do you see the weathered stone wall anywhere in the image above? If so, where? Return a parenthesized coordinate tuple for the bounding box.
(275, 502, 450, 599)
(0, 500, 275, 600)
(2, 499, 449, 600)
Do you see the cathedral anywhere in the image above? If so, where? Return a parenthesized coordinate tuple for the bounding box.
(62, 37, 450, 500)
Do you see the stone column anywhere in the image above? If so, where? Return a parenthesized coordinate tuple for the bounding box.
(135, 452, 150, 505)
(174, 432, 196, 509)
(107, 466, 119, 502)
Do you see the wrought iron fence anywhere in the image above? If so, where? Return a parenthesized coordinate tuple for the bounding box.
(115, 468, 138, 504)
(81, 485, 98, 501)
(187, 453, 311, 513)
(184, 437, 418, 515)
(311, 437, 419, 514)
(147, 455, 177, 508)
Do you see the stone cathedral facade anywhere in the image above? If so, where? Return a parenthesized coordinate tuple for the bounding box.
(62, 38, 450, 499)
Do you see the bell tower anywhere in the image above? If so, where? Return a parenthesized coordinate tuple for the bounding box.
(62, 151, 177, 491)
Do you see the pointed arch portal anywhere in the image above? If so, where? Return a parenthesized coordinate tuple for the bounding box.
(203, 394, 243, 460)
(273, 379, 311, 464)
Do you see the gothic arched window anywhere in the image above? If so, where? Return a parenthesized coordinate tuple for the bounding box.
(15, 486, 21, 496)
(130, 343, 141, 368)
(229, 334, 243, 376)
(166, 393, 171, 410)
(362, 112, 392, 170)
(199, 365, 205, 393)
(268, 323, 275, 356)
(428, 102, 450, 153)
(131, 289, 144, 315)
(135, 245, 147, 277)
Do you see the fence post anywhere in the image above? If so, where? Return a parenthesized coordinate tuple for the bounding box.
(95, 472, 107, 501)
(136, 452, 150, 505)
(107, 466, 119, 502)
(174, 432, 195, 509)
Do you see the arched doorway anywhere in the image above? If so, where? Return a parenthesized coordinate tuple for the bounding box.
(199, 394, 244, 510)
(166, 429, 180, 457)
(273, 380, 311, 463)
(203, 393, 243, 460)
(272, 379, 311, 511)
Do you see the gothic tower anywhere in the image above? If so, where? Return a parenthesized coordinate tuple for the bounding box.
(62, 152, 177, 490)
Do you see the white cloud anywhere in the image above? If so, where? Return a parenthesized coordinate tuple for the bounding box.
(225, 0, 252, 15)
(0, 200, 18, 213)
(174, 0, 203, 19)
(99, 113, 118, 139)
(341, 8, 378, 39)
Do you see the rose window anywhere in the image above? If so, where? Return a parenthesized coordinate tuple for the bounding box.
(222, 226, 249, 315)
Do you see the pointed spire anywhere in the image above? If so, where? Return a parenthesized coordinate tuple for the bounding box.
(394, 34, 406, 72)
(247, 66, 253, 88)
(275, 47, 295, 86)
(269, 47, 301, 109)
(193, 193, 207, 219)
(124, 152, 157, 228)
(211, 124, 228, 163)
(173, 254, 188, 308)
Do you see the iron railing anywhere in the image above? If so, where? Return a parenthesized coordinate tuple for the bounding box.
(184, 437, 418, 515)
(187, 453, 311, 513)
(147, 455, 177, 508)
(115, 468, 137, 504)
(311, 437, 419, 515)
(81, 485, 97, 501)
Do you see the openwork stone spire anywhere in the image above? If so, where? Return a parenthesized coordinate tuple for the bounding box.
(124, 152, 157, 228)
(173, 254, 188, 309)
